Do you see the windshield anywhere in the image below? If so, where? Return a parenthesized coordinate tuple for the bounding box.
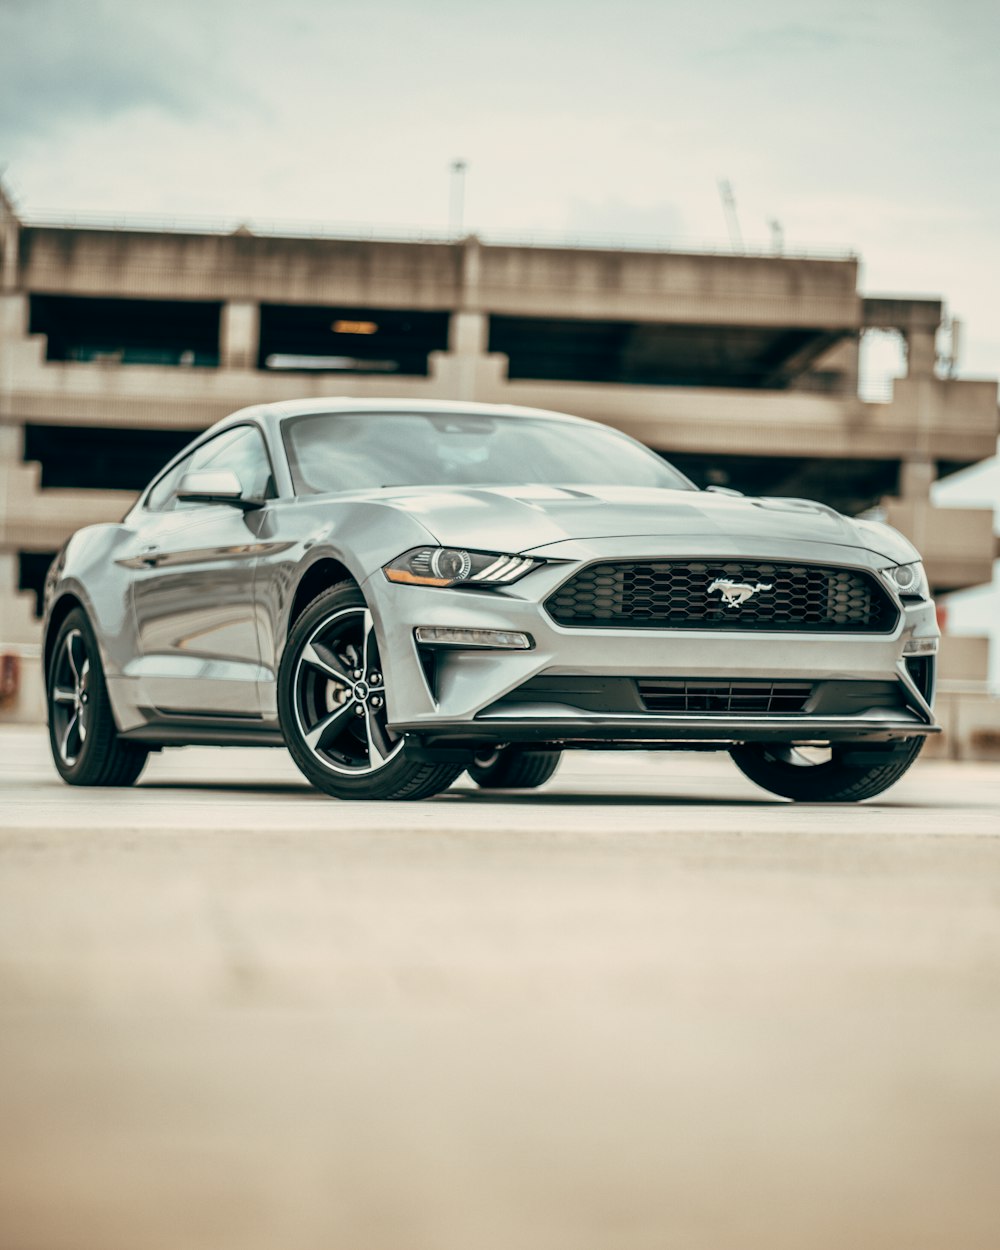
(282, 411, 695, 495)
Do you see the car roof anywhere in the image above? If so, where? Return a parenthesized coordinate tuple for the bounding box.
(210, 397, 593, 437)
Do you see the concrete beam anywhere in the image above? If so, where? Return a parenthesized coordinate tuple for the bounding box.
(19, 227, 862, 328)
(863, 296, 943, 332)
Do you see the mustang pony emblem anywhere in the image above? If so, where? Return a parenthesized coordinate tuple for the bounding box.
(707, 577, 773, 609)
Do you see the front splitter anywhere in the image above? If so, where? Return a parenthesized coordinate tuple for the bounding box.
(391, 712, 940, 748)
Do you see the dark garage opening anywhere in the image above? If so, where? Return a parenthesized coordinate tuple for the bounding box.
(664, 453, 900, 517)
(29, 294, 221, 366)
(18, 552, 57, 618)
(24, 425, 195, 492)
(258, 305, 450, 375)
(489, 315, 847, 390)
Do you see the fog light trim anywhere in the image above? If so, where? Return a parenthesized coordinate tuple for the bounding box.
(414, 627, 533, 650)
(902, 637, 938, 656)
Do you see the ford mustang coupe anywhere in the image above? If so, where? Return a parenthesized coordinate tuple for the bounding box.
(43, 399, 939, 802)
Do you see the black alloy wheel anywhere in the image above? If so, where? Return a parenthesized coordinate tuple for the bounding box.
(468, 746, 562, 790)
(278, 583, 464, 801)
(46, 608, 149, 786)
(730, 738, 925, 802)
(50, 626, 91, 768)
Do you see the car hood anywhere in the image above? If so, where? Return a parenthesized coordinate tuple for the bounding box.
(361, 484, 917, 563)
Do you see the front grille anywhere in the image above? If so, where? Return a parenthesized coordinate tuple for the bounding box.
(638, 679, 813, 715)
(545, 560, 898, 633)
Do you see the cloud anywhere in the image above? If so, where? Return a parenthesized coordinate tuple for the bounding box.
(714, 21, 850, 58)
(565, 197, 685, 243)
(0, 0, 259, 149)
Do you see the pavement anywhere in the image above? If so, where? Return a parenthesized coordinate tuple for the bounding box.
(1, 724, 999, 1250)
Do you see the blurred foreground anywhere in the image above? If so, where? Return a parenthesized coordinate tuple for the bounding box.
(2, 729, 999, 1250)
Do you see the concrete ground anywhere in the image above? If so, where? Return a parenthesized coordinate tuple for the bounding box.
(1, 725, 999, 1250)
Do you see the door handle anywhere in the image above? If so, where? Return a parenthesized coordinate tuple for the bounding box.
(140, 545, 160, 567)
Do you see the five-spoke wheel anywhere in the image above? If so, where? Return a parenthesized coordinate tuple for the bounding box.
(50, 628, 92, 767)
(467, 745, 562, 790)
(46, 608, 149, 787)
(730, 737, 925, 802)
(292, 605, 404, 776)
(278, 583, 464, 800)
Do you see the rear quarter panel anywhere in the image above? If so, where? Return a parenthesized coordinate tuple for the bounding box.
(43, 524, 139, 687)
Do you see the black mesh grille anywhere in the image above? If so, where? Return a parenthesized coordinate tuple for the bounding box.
(545, 560, 897, 633)
(638, 680, 813, 714)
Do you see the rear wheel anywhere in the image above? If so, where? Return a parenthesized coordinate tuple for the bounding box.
(468, 746, 562, 790)
(730, 738, 925, 802)
(46, 608, 149, 787)
(278, 583, 464, 801)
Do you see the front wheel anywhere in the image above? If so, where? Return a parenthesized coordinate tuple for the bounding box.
(467, 746, 562, 790)
(730, 738, 925, 802)
(278, 583, 464, 801)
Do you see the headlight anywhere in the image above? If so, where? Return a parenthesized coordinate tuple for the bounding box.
(383, 547, 542, 587)
(884, 561, 930, 600)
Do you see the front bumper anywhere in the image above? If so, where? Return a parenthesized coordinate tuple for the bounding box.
(362, 535, 940, 748)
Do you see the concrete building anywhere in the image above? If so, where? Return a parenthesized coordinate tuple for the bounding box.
(1, 182, 998, 754)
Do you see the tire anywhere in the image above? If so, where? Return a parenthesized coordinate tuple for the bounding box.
(46, 607, 149, 787)
(730, 738, 925, 803)
(468, 746, 562, 790)
(278, 582, 464, 801)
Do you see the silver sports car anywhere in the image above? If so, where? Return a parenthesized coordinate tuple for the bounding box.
(43, 398, 940, 802)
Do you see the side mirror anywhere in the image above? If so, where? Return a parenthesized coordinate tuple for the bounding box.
(176, 470, 261, 509)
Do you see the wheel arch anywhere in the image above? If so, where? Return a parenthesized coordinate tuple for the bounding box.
(287, 557, 356, 635)
(43, 591, 86, 677)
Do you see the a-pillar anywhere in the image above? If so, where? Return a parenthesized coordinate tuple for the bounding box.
(219, 301, 260, 371)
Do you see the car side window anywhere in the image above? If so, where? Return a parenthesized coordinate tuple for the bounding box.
(144, 426, 275, 513)
(145, 451, 195, 512)
(189, 425, 276, 502)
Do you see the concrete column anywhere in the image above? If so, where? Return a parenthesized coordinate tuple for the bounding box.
(0, 291, 28, 338)
(0, 180, 19, 293)
(0, 423, 23, 531)
(0, 296, 41, 414)
(219, 301, 260, 371)
(440, 241, 506, 400)
(0, 235, 18, 293)
(904, 327, 937, 378)
(0, 550, 39, 647)
(458, 235, 482, 310)
(0, 425, 42, 652)
(448, 310, 488, 356)
(0, 292, 30, 395)
(898, 458, 935, 501)
(897, 458, 935, 551)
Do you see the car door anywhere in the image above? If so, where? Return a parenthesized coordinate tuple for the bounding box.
(127, 424, 276, 716)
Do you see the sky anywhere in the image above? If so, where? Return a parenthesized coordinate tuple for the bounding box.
(1, 0, 998, 668)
